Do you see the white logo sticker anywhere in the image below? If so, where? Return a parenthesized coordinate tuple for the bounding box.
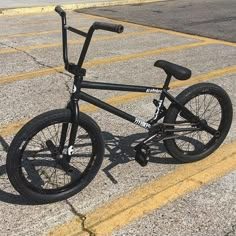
(72, 85, 77, 93)
(146, 89, 160, 93)
(68, 146, 74, 155)
(134, 118, 151, 129)
(154, 100, 163, 119)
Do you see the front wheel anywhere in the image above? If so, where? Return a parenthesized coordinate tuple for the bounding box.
(6, 109, 104, 203)
(163, 83, 232, 163)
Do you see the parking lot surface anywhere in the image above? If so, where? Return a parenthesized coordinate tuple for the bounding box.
(0, 6, 235, 236)
(79, 0, 236, 42)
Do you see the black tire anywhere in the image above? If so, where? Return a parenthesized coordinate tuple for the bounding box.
(6, 109, 104, 203)
(163, 83, 232, 163)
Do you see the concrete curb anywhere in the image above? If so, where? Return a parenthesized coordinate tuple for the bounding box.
(0, 0, 162, 16)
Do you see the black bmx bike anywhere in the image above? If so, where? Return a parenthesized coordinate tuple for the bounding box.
(6, 6, 233, 203)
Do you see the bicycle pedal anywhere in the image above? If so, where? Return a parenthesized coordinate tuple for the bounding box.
(134, 145, 150, 167)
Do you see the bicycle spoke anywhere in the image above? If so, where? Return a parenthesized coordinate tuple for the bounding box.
(173, 92, 224, 154)
(21, 121, 95, 191)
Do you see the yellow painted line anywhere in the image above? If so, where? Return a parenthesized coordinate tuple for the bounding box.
(171, 65, 236, 88)
(0, 6, 60, 16)
(15, 17, 89, 26)
(0, 103, 97, 137)
(0, 17, 152, 39)
(0, 26, 87, 39)
(0, 0, 163, 16)
(4, 15, 90, 26)
(0, 15, 160, 39)
(87, 41, 210, 66)
(1, 64, 235, 137)
(0, 41, 210, 85)
(99, 64, 236, 103)
(0, 66, 64, 85)
(84, 13, 236, 47)
(0, 29, 158, 54)
(0, 119, 30, 138)
(0, 30, 61, 39)
(48, 141, 236, 236)
(151, 28, 236, 47)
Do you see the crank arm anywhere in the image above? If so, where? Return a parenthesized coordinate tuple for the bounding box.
(56, 156, 80, 174)
(46, 140, 61, 159)
(134, 133, 163, 150)
(134, 134, 156, 150)
(46, 140, 78, 174)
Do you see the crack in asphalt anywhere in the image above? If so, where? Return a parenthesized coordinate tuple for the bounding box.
(0, 41, 73, 94)
(225, 224, 236, 236)
(65, 200, 96, 236)
(64, 80, 72, 94)
(0, 41, 52, 70)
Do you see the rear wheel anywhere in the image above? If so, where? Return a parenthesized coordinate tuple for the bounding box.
(7, 109, 104, 203)
(163, 83, 232, 163)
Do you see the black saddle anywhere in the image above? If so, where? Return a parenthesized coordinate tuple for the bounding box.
(154, 60, 191, 80)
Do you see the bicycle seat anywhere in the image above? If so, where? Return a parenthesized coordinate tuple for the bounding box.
(154, 60, 191, 80)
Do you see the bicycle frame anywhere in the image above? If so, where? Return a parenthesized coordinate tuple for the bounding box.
(55, 6, 218, 154)
(76, 80, 165, 130)
(69, 74, 202, 131)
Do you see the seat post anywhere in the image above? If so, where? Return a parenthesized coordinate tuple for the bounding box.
(163, 74, 172, 90)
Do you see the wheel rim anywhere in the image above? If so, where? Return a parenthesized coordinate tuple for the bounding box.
(19, 121, 96, 194)
(173, 93, 223, 155)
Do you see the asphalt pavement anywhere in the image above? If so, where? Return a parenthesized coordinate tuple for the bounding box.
(0, 1, 235, 236)
(79, 0, 236, 42)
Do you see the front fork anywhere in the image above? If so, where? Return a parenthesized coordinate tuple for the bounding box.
(60, 75, 83, 162)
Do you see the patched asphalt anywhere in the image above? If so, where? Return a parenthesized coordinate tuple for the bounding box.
(78, 0, 236, 42)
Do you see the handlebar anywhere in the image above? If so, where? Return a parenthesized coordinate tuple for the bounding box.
(93, 22, 124, 34)
(55, 5, 66, 17)
(54, 5, 124, 72)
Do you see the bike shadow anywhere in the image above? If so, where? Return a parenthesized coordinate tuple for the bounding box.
(101, 131, 179, 184)
(0, 132, 178, 205)
(0, 136, 32, 205)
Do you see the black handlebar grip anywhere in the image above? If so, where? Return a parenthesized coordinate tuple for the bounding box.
(55, 5, 66, 17)
(93, 22, 124, 33)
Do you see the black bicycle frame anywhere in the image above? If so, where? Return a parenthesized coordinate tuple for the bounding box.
(69, 73, 218, 138)
(55, 6, 218, 157)
(56, 10, 199, 132)
(69, 74, 203, 132)
(80, 82, 162, 129)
